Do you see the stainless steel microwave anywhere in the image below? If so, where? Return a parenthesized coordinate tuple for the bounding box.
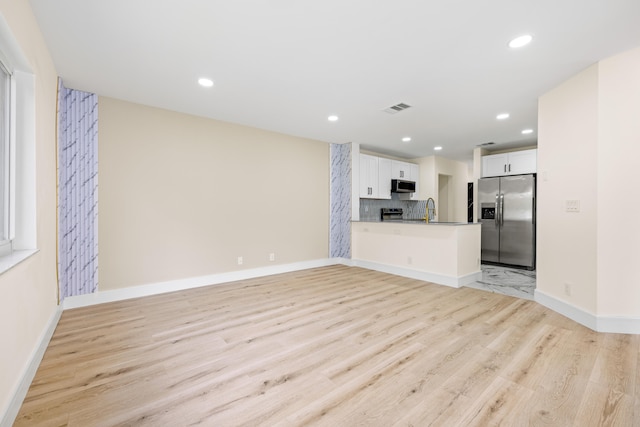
(391, 179, 416, 193)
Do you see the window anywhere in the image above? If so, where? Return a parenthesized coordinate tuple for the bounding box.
(0, 19, 37, 273)
(0, 57, 13, 256)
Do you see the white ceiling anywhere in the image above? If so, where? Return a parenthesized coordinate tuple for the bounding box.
(29, 0, 640, 162)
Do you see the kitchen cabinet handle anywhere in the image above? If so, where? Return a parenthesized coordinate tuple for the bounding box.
(504, 164, 506, 173)
(532, 197, 535, 225)
(508, 164, 511, 172)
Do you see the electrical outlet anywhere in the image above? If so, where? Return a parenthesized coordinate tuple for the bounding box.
(237, 256, 243, 265)
(564, 282, 572, 296)
(269, 253, 275, 262)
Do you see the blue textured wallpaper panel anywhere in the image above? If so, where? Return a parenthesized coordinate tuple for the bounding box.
(58, 81, 99, 300)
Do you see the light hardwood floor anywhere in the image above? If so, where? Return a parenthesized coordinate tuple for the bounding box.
(15, 265, 640, 426)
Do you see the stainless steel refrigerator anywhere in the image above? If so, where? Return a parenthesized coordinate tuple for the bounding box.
(478, 174, 535, 269)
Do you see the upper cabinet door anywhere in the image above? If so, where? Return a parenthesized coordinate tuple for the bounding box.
(391, 160, 411, 180)
(507, 149, 537, 175)
(377, 157, 392, 200)
(359, 154, 379, 198)
(482, 153, 509, 177)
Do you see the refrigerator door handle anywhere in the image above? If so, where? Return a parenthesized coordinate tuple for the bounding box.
(495, 194, 500, 227)
(532, 197, 535, 225)
(500, 193, 505, 227)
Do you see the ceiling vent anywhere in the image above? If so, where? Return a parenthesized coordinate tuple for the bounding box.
(477, 141, 496, 147)
(383, 102, 412, 114)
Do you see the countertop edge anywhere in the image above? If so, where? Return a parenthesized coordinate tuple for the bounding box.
(351, 220, 479, 226)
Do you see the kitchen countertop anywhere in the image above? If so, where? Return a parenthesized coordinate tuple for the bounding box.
(352, 219, 476, 226)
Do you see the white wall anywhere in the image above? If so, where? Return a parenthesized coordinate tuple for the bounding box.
(538, 46, 640, 321)
(537, 63, 599, 314)
(415, 155, 468, 223)
(0, 0, 59, 419)
(596, 47, 640, 317)
(99, 97, 330, 290)
(416, 155, 435, 201)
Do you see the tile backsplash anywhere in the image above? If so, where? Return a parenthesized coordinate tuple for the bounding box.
(360, 195, 427, 221)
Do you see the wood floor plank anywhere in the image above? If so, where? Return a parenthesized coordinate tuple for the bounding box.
(455, 376, 535, 426)
(14, 265, 640, 426)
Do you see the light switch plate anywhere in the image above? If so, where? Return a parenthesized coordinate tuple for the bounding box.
(566, 200, 580, 213)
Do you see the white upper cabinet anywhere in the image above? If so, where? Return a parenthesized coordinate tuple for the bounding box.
(360, 155, 418, 199)
(391, 159, 419, 199)
(482, 153, 509, 177)
(482, 149, 537, 177)
(391, 160, 412, 180)
(359, 154, 392, 199)
(360, 154, 378, 198)
(507, 149, 537, 175)
(378, 157, 392, 199)
(407, 163, 420, 200)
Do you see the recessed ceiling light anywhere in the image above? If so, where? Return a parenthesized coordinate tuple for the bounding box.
(198, 78, 214, 88)
(434, 146, 443, 151)
(328, 115, 339, 122)
(496, 113, 510, 120)
(402, 137, 412, 142)
(509, 34, 533, 48)
(522, 129, 534, 134)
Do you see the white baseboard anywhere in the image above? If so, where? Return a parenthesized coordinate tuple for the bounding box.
(334, 257, 356, 267)
(534, 289, 598, 331)
(596, 316, 640, 334)
(350, 259, 482, 288)
(62, 257, 483, 310)
(1, 305, 62, 427)
(63, 258, 339, 310)
(535, 289, 640, 334)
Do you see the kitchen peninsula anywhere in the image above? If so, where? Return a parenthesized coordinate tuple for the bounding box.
(351, 220, 481, 287)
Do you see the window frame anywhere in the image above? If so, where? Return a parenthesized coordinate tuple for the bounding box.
(0, 54, 14, 256)
(0, 18, 38, 273)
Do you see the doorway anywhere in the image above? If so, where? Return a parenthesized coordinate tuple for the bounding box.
(438, 174, 452, 222)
